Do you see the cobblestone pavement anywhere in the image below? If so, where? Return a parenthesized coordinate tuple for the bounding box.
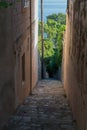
(2, 80, 77, 130)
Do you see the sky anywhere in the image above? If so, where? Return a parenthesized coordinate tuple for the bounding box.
(38, 0, 67, 3)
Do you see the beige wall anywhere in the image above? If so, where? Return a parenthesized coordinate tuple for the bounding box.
(64, 0, 87, 130)
(13, 0, 31, 107)
(0, 0, 38, 128)
(31, 0, 38, 89)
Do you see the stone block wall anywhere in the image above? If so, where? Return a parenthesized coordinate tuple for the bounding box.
(64, 0, 87, 129)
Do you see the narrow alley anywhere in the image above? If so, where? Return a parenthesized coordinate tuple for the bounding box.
(2, 80, 77, 130)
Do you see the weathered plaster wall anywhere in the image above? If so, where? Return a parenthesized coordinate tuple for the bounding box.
(31, 0, 38, 88)
(13, 0, 31, 107)
(0, 0, 38, 128)
(64, 0, 87, 129)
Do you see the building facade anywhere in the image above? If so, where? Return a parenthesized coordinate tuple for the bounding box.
(64, 0, 87, 129)
(0, 0, 38, 128)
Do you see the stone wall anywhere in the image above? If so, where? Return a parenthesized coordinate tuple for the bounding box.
(64, 0, 87, 130)
(0, 0, 38, 128)
(13, 0, 31, 107)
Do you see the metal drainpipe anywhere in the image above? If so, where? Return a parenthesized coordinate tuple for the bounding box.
(41, 0, 44, 79)
(30, 0, 32, 95)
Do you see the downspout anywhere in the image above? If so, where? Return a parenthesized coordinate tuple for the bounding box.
(30, 0, 32, 94)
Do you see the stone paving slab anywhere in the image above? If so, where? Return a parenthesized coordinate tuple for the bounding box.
(2, 80, 77, 130)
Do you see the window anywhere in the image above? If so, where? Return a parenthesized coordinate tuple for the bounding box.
(22, 0, 29, 8)
(22, 53, 25, 83)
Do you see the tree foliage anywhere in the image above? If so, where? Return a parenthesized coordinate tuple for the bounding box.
(38, 13, 66, 77)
